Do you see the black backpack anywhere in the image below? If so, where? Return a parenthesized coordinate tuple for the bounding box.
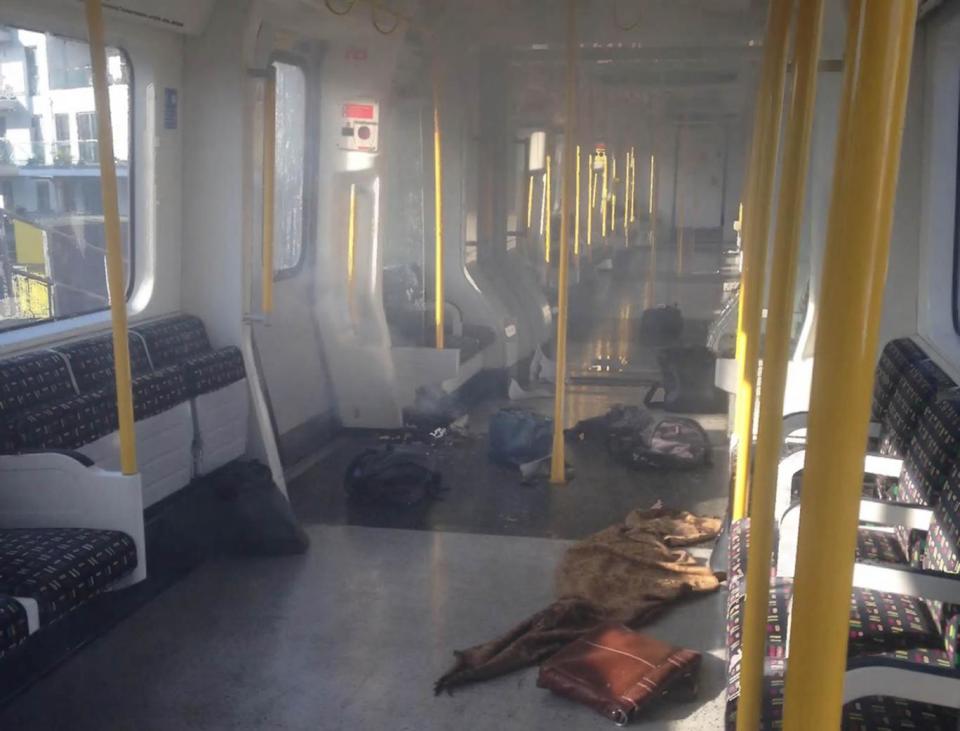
(644, 345, 727, 414)
(344, 447, 445, 507)
(638, 305, 683, 346)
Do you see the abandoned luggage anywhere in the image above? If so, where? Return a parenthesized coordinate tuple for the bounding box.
(637, 305, 683, 346)
(344, 447, 445, 507)
(644, 345, 727, 413)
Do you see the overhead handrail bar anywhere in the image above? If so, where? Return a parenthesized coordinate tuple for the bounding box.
(782, 2, 917, 727)
(735, 1, 824, 729)
(730, 0, 792, 521)
(550, 0, 578, 485)
(84, 0, 137, 475)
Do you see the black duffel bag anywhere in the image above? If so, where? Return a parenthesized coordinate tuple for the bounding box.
(644, 345, 727, 414)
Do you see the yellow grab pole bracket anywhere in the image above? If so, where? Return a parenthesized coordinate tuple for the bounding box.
(432, 63, 445, 349)
(544, 154, 552, 263)
(730, 0, 792, 521)
(261, 67, 276, 315)
(574, 145, 581, 256)
(84, 0, 137, 475)
(550, 0, 577, 484)
(782, 2, 917, 728)
(736, 1, 824, 729)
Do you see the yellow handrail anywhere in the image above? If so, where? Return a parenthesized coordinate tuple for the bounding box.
(347, 182, 357, 310)
(601, 153, 609, 238)
(574, 145, 581, 256)
(782, 2, 917, 727)
(735, 2, 824, 729)
(550, 0, 577, 485)
(545, 154, 552, 263)
(623, 150, 630, 241)
(730, 0, 792, 520)
(84, 0, 137, 476)
(432, 63, 445, 349)
(645, 153, 657, 309)
(526, 174, 535, 231)
(611, 155, 617, 234)
(629, 146, 637, 223)
(586, 153, 594, 247)
(261, 67, 276, 315)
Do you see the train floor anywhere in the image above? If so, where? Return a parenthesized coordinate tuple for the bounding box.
(0, 243, 736, 730)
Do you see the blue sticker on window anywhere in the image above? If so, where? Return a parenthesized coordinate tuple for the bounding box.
(164, 88, 178, 130)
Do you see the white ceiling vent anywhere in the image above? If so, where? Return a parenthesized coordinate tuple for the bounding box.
(76, 0, 216, 35)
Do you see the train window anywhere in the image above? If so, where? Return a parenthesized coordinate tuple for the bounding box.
(272, 59, 307, 276)
(0, 24, 132, 333)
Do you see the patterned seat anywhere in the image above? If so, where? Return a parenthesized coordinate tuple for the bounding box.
(879, 360, 955, 458)
(0, 595, 28, 660)
(921, 467, 960, 666)
(0, 351, 77, 452)
(856, 528, 907, 565)
(54, 333, 152, 392)
(0, 528, 137, 626)
(132, 315, 246, 397)
(872, 338, 928, 422)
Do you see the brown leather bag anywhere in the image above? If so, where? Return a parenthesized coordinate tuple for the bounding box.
(537, 624, 701, 725)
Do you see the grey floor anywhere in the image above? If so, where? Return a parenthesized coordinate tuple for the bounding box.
(0, 526, 727, 731)
(0, 244, 733, 730)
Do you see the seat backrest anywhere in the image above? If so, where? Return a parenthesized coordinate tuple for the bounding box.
(132, 314, 212, 369)
(55, 334, 152, 392)
(0, 351, 77, 450)
(873, 338, 927, 421)
(922, 466, 960, 666)
(881, 360, 956, 457)
(897, 398, 960, 507)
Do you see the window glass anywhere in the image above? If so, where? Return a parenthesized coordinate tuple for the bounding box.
(272, 60, 306, 275)
(0, 24, 132, 333)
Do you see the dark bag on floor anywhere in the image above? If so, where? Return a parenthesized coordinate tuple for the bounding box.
(608, 417, 711, 470)
(644, 345, 726, 413)
(209, 460, 310, 556)
(638, 305, 683, 346)
(566, 404, 655, 443)
(345, 447, 445, 507)
(488, 408, 553, 466)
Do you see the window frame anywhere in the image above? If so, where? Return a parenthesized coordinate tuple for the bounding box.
(0, 23, 135, 336)
(269, 51, 310, 281)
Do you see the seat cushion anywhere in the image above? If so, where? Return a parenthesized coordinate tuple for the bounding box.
(130, 366, 188, 420)
(857, 529, 907, 565)
(55, 333, 151, 392)
(0, 528, 137, 625)
(0, 594, 28, 659)
(15, 388, 119, 450)
(848, 587, 941, 655)
(133, 314, 212, 369)
(0, 351, 77, 451)
(873, 338, 927, 421)
(181, 347, 245, 397)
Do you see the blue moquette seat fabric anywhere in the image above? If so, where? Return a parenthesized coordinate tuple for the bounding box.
(0, 351, 77, 452)
(872, 338, 928, 421)
(0, 528, 137, 626)
(0, 595, 28, 660)
(880, 360, 955, 458)
(54, 333, 152, 392)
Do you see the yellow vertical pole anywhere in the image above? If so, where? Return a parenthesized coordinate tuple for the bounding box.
(261, 68, 276, 315)
(526, 174, 534, 231)
(586, 154, 594, 247)
(544, 154, 552, 263)
(432, 64, 445, 350)
(540, 170, 547, 237)
(347, 183, 357, 290)
(574, 145, 581, 256)
(730, 0, 793, 520)
(84, 0, 137, 475)
(629, 147, 637, 223)
(735, 2, 824, 729)
(782, 2, 917, 728)
(601, 154, 609, 238)
(623, 151, 630, 239)
(550, 0, 577, 485)
(611, 156, 617, 234)
(645, 153, 657, 309)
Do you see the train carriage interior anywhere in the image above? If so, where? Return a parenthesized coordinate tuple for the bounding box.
(0, 0, 958, 729)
